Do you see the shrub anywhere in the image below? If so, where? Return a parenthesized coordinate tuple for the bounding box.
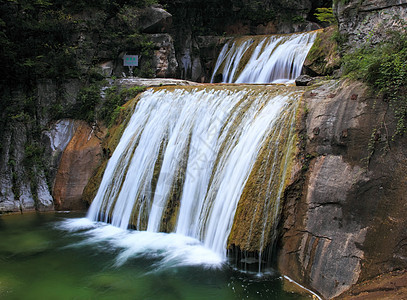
(343, 29, 407, 136)
(99, 85, 145, 127)
(314, 7, 336, 25)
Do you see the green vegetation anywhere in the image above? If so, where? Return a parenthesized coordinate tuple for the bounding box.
(0, 1, 157, 206)
(304, 26, 340, 76)
(100, 85, 145, 127)
(0, 0, 156, 125)
(291, 16, 305, 24)
(65, 82, 145, 126)
(314, 7, 335, 25)
(343, 29, 407, 136)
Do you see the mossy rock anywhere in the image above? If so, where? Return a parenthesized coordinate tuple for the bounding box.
(82, 96, 140, 205)
(303, 26, 341, 76)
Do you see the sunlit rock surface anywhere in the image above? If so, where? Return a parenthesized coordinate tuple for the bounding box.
(53, 121, 106, 210)
(278, 79, 407, 299)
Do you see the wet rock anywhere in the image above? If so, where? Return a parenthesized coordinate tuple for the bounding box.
(53, 121, 106, 210)
(295, 75, 315, 86)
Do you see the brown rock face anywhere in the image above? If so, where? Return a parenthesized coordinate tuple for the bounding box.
(53, 121, 106, 210)
(337, 269, 407, 299)
(277, 80, 407, 299)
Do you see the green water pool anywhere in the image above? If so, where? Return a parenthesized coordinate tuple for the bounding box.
(0, 212, 313, 299)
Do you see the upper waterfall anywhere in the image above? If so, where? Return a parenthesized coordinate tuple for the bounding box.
(87, 85, 301, 259)
(210, 31, 317, 84)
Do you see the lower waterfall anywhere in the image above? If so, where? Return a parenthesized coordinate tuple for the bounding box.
(87, 85, 302, 262)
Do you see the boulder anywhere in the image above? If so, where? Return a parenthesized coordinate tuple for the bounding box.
(303, 26, 340, 76)
(139, 5, 172, 33)
(42, 119, 76, 189)
(295, 75, 315, 86)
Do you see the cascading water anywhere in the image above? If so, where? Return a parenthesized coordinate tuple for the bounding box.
(210, 31, 317, 84)
(86, 30, 317, 269)
(87, 85, 301, 260)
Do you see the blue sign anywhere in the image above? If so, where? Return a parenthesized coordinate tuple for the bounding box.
(123, 55, 139, 67)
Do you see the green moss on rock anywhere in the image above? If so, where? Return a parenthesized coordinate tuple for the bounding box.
(304, 26, 340, 76)
(82, 95, 140, 205)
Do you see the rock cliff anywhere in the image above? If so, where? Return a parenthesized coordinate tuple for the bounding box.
(277, 79, 407, 299)
(52, 121, 106, 210)
(334, 0, 407, 48)
(161, 0, 325, 81)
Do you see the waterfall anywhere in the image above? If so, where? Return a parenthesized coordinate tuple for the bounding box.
(87, 29, 317, 264)
(87, 85, 301, 259)
(210, 31, 317, 84)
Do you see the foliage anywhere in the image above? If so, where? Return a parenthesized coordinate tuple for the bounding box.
(0, 1, 80, 84)
(292, 16, 305, 24)
(314, 7, 336, 25)
(68, 84, 102, 123)
(24, 142, 44, 168)
(100, 86, 145, 127)
(343, 29, 407, 136)
(0, 0, 157, 128)
(331, 28, 348, 45)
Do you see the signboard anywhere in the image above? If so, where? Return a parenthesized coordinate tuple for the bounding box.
(123, 55, 139, 67)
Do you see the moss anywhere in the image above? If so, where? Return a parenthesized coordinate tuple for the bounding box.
(228, 93, 300, 253)
(82, 95, 140, 205)
(304, 26, 340, 76)
(158, 134, 191, 233)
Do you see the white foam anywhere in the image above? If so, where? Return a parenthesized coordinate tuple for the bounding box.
(57, 217, 96, 231)
(58, 218, 224, 269)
